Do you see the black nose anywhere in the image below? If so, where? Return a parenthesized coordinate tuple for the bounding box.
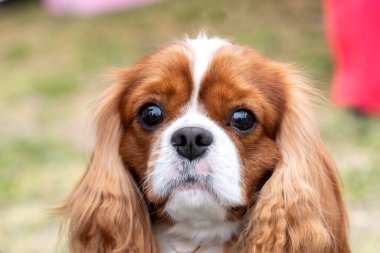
(171, 127, 213, 161)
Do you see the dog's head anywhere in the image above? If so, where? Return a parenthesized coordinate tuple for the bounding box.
(121, 37, 283, 215)
(61, 36, 350, 253)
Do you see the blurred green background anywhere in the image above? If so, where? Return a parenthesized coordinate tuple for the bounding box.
(0, 0, 379, 252)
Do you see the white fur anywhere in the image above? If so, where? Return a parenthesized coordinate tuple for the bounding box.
(155, 225, 225, 253)
(185, 35, 229, 108)
(148, 36, 242, 252)
(155, 216, 240, 253)
(155, 190, 241, 252)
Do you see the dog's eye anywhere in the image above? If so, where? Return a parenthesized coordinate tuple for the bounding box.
(229, 109, 257, 132)
(138, 103, 164, 129)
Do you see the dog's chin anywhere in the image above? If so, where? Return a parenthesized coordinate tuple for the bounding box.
(164, 187, 226, 222)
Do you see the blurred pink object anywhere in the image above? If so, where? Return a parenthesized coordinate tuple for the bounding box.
(325, 0, 380, 114)
(43, 0, 160, 16)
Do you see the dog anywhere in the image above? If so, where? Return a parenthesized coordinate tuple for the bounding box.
(61, 35, 350, 253)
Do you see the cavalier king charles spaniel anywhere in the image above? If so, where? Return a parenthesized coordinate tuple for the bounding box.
(61, 35, 350, 253)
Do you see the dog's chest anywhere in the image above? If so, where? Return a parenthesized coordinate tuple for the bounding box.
(154, 219, 241, 253)
(156, 234, 224, 253)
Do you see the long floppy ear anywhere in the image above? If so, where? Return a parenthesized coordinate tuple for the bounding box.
(60, 71, 158, 253)
(236, 68, 350, 253)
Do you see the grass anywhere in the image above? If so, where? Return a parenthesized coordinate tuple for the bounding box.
(0, 0, 379, 252)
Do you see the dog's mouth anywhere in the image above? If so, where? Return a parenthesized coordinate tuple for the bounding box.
(176, 177, 208, 191)
(170, 175, 224, 204)
(167, 160, 212, 190)
(152, 160, 228, 204)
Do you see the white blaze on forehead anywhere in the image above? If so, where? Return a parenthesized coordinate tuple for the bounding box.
(185, 35, 230, 106)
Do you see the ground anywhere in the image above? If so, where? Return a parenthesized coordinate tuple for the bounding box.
(0, 0, 379, 252)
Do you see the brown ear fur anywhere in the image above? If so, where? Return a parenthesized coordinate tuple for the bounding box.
(60, 72, 158, 253)
(235, 67, 350, 253)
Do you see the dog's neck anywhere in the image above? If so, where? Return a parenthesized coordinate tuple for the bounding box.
(154, 218, 241, 253)
(153, 190, 242, 253)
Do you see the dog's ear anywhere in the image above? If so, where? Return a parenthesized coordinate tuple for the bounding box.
(235, 68, 350, 253)
(60, 69, 158, 253)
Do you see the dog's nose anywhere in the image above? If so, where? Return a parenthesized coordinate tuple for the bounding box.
(171, 127, 213, 161)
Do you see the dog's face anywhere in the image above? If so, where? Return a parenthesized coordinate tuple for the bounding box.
(119, 37, 286, 221)
(62, 36, 350, 253)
